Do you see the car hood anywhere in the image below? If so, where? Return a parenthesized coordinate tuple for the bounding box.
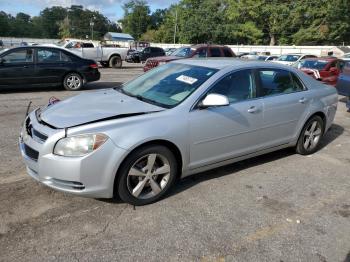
(39, 89, 164, 128)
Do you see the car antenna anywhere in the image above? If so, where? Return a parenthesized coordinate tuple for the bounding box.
(25, 101, 32, 117)
(64, 127, 68, 137)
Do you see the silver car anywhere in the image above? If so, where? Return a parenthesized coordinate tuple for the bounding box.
(19, 59, 338, 205)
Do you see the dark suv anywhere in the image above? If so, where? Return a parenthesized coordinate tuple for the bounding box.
(126, 47, 165, 63)
(143, 44, 236, 71)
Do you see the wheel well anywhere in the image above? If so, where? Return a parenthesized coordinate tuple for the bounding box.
(113, 140, 183, 197)
(108, 54, 121, 62)
(309, 111, 327, 130)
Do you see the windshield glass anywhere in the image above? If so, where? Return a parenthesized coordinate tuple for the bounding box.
(278, 55, 301, 62)
(297, 60, 328, 70)
(171, 47, 193, 57)
(118, 63, 218, 108)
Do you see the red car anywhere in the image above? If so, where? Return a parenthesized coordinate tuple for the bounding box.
(297, 57, 344, 86)
(143, 44, 236, 72)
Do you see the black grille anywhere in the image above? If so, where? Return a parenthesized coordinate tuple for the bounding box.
(33, 129, 48, 142)
(24, 144, 39, 161)
(25, 117, 32, 137)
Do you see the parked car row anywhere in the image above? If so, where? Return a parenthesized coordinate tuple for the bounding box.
(143, 44, 236, 71)
(126, 47, 165, 63)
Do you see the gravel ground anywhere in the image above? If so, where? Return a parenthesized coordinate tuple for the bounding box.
(0, 63, 350, 262)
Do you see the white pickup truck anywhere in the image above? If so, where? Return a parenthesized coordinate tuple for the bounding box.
(52, 39, 129, 68)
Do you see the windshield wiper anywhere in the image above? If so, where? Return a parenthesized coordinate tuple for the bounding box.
(133, 95, 168, 108)
(115, 88, 168, 108)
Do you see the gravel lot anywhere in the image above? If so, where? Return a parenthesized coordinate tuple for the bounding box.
(1, 63, 350, 262)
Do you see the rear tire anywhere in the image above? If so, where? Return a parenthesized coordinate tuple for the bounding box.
(116, 145, 178, 206)
(296, 115, 324, 155)
(63, 73, 83, 91)
(109, 56, 122, 68)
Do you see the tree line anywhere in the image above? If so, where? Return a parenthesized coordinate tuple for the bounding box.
(0, 5, 120, 40)
(120, 0, 350, 45)
(1, 0, 349, 45)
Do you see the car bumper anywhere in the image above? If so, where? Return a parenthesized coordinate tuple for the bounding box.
(84, 70, 100, 83)
(19, 112, 127, 198)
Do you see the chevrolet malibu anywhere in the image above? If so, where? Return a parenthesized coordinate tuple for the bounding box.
(19, 59, 338, 205)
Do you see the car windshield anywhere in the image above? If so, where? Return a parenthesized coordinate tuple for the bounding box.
(278, 55, 301, 62)
(297, 60, 328, 70)
(171, 47, 193, 57)
(117, 63, 218, 108)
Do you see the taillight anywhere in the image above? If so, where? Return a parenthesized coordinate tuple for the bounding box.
(89, 63, 98, 69)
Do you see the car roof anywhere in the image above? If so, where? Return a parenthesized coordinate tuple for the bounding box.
(172, 58, 296, 70)
(3, 46, 67, 52)
(301, 57, 338, 62)
(191, 44, 230, 49)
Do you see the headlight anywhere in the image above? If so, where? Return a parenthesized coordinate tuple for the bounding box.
(53, 134, 108, 157)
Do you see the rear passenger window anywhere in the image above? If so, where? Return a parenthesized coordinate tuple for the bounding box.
(193, 48, 207, 58)
(61, 52, 72, 62)
(82, 43, 94, 48)
(223, 48, 233, 57)
(210, 48, 222, 57)
(37, 49, 61, 63)
(258, 69, 301, 96)
(291, 74, 305, 91)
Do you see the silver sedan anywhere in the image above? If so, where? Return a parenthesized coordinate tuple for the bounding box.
(19, 59, 338, 205)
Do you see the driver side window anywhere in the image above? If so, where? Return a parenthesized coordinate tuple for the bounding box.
(208, 70, 256, 103)
(2, 49, 33, 64)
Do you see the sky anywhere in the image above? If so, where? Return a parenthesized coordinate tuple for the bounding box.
(0, 0, 179, 22)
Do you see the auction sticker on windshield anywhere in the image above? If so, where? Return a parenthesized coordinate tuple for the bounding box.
(176, 75, 198, 85)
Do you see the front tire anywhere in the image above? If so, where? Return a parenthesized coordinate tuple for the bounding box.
(63, 73, 83, 91)
(296, 115, 324, 155)
(117, 145, 178, 206)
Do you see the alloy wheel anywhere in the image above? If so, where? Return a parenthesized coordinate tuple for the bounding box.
(66, 75, 81, 90)
(127, 153, 171, 199)
(303, 120, 322, 151)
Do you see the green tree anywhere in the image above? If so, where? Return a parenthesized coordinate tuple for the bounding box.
(40, 6, 67, 38)
(119, 0, 152, 40)
(58, 17, 71, 38)
(0, 11, 11, 36)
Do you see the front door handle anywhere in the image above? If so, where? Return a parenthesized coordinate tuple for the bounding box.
(23, 65, 28, 68)
(299, 97, 308, 104)
(247, 106, 258, 113)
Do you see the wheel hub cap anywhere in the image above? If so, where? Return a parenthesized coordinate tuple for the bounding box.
(303, 120, 322, 150)
(127, 154, 171, 200)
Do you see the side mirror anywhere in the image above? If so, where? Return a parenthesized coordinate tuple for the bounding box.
(0, 58, 5, 65)
(198, 93, 229, 109)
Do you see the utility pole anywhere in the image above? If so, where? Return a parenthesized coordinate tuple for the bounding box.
(173, 9, 178, 45)
(90, 16, 95, 40)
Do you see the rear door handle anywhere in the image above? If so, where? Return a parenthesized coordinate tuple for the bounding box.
(23, 65, 28, 68)
(299, 97, 307, 104)
(247, 106, 258, 113)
